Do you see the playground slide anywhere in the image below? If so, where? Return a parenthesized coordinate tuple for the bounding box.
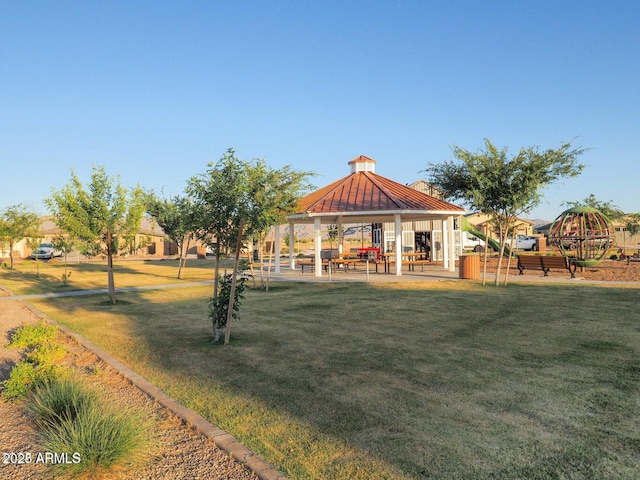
(461, 217, 511, 256)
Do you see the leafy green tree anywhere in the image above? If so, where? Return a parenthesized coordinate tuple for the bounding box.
(563, 194, 624, 221)
(26, 235, 43, 276)
(187, 149, 251, 343)
(244, 161, 314, 290)
(424, 138, 585, 286)
(188, 148, 313, 343)
(45, 166, 145, 304)
(187, 148, 248, 297)
(624, 213, 640, 237)
(0, 204, 40, 269)
(52, 236, 75, 285)
(146, 193, 198, 279)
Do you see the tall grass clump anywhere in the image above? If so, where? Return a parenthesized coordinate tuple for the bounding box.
(27, 377, 97, 427)
(26, 377, 151, 477)
(40, 403, 150, 478)
(7, 320, 58, 348)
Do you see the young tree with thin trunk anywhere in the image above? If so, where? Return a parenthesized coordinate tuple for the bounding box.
(146, 194, 197, 279)
(187, 149, 250, 343)
(0, 204, 40, 270)
(45, 166, 145, 304)
(424, 138, 585, 286)
(245, 161, 315, 290)
(52, 236, 74, 285)
(188, 149, 314, 343)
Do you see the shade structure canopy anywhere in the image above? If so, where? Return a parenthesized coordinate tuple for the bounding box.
(283, 155, 466, 276)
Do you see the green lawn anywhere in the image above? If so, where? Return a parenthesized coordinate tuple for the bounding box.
(23, 280, 640, 479)
(0, 258, 230, 296)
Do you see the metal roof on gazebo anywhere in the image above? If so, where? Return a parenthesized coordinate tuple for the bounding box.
(282, 156, 465, 277)
(288, 155, 464, 223)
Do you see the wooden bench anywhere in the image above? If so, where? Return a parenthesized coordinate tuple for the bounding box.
(297, 258, 359, 274)
(384, 254, 430, 273)
(517, 255, 576, 278)
(403, 259, 431, 272)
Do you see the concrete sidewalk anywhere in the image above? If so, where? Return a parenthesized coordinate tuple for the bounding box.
(0, 264, 616, 304)
(259, 263, 609, 285)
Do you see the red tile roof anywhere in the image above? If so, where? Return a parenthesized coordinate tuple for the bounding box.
(296, 171, 464, 215)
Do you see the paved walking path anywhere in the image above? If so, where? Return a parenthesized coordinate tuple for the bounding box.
(0, 263, 625, 304)
(0, 280, 213, 301)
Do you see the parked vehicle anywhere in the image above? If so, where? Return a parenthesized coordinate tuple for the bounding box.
(507, 235, 538, 251)
(463, 232, 537, 252)
(31, 243, 63, 260)
(462, 232, 495, 252)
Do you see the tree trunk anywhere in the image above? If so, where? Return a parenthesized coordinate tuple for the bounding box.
(213, 253, 220, 299)
(224, 220, 245, 346)
(258, 233, 265, 290)
(504, 226, 517, 286)
(482, 223, 489, 286)
(9, 240, 14, 270)
(177, 235, 191, 279)
(266, 229, 275, 292)
(106, 229, 116, 304)
(246, 248, 256, 288)
(63, 251, 68, 285)
(495, 225, 506, 287)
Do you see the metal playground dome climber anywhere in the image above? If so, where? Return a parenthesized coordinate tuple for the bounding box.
(548, 206, 615, 267)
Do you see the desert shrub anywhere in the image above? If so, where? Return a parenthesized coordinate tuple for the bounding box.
(8, 320, 58, 349)
(2, 362, 70, 401)
(40, 403, 150, 478)
(209, 273, 248, 339)
(27, 377, 97, 427)
(25, 342, 67, 365)
(1, 362, 36, 400)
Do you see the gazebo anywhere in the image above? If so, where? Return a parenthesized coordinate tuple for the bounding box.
(278, 155, 465, 277)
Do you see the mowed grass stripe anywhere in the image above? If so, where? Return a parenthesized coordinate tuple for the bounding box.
(30, 281, 640, 479)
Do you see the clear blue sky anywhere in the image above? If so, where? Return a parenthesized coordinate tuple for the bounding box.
(2, 1, 638, 223)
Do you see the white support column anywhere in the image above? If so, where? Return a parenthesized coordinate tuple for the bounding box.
(395, 214, 403, 276)
(447, 215, 456, 272)
(274, 224, 281, 273)
(289, 221, 295, 270)
(337, 216, 343, 256)
(457, 215, 463, 259)
(443, 218, 449, 269)
(314, 217, 322, 277)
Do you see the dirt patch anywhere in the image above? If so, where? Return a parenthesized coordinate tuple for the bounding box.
(480, 257, 640, 282)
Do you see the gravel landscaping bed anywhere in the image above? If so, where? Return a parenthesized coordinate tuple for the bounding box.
(0, 301, 258, 480)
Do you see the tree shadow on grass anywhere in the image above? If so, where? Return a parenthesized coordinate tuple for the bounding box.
(35, 282, 640, 479)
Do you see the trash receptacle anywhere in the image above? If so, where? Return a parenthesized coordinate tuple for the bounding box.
(253, 249, 259, 262)
(459, 254, 480, 279)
